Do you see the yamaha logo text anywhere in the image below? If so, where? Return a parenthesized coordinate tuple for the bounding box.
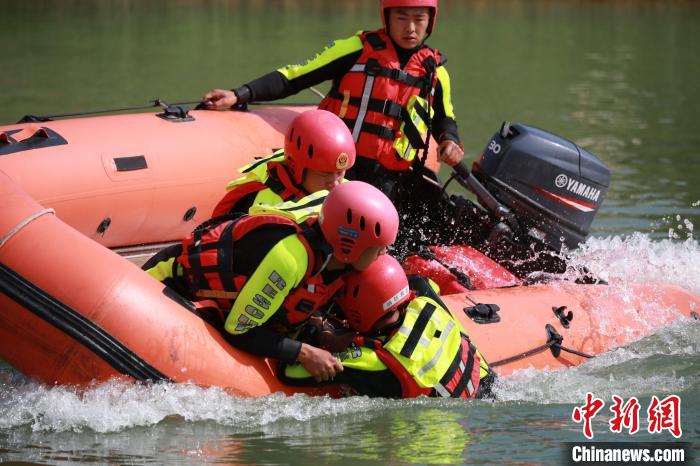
(555, 174, 601, 202)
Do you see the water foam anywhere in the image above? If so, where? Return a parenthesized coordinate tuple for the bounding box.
(568, 233, 700, 294)
(0, 376, 397, 433)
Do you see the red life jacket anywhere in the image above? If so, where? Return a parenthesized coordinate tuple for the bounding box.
(176, 214, 343, 327)
(211, 159, 305, 217)
(319, 29, 445, 171)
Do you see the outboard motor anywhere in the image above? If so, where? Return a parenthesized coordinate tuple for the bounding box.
(459, 122, 610, 251)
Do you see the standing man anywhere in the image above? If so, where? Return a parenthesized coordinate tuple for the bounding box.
(203, 0, 464, 200)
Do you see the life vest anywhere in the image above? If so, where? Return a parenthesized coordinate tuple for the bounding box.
(178, 192, 344, 328)
(319, 29, 445, 172)
(211, 150, 306, 217)
(355, 296, 486, 398)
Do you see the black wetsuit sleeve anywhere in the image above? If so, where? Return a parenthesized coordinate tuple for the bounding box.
(237, 47, 361, 103)
(226, 325, 302, 362)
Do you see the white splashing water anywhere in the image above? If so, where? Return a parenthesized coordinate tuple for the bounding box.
(1, 233, 698, 433)
(0, 378, 390, 433)
(567, 233, 700, 294)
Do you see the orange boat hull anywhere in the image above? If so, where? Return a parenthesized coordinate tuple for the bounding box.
(1, 109, 697, 396)
(447, 282, 698, 377)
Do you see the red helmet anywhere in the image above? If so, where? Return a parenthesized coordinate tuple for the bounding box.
(338, 254, 410, 333)
(319, 181, 399, 263)
(284, 109, 356, 184)
(380, 0, 438, 36)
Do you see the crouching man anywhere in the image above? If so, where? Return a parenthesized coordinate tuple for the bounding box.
(280, 254, 496, 398)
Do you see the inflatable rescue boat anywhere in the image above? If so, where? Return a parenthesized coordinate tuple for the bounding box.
(1, 105, 698, 397)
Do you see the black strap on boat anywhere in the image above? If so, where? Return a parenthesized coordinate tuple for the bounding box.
(0, 263, 170, 382)
(489, 324, 594, 368)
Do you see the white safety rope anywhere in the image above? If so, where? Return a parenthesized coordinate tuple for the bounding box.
(0, 208, 55, 249)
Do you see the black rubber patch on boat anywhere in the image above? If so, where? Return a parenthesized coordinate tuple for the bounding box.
(0, 263, 170, 382)
(114, 155, 148, 171)
(0, 127, 68, 156)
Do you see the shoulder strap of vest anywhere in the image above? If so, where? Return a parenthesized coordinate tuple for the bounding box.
(363, 31, 387, 51)
(191, 213, 245, 235)
(407, 275, 452, 316)
(231, 214, 297, 241)
(265, 161, 304, 200)
(419, 52, 446, 84)
(185, 218, 239, 292)
(250, 189, 326, 219)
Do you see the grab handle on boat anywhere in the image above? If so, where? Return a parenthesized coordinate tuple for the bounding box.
(552, 305, 574, 329)
(30, 128, 50, 139)
(156, 105, 195, 123)
(463, 303, 501, 324)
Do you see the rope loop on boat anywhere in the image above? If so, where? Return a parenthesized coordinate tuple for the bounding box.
(0, 208, 55, 249)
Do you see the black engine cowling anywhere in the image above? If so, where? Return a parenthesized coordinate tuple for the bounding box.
(471, 122, 610, 251)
